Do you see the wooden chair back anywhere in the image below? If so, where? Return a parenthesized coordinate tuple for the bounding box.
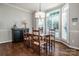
(32, 28, 40, 41)
(49, 29, 55, 37)
(23, 29, 32, 48)
(44, 29, 55, 55)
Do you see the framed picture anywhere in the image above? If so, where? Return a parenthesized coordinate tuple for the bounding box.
(72, 18, 78, 22)
(72, 18, 78, 25)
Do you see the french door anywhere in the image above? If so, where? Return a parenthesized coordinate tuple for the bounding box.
(46, 9, 60, 39)
(35, 4, 69, 43)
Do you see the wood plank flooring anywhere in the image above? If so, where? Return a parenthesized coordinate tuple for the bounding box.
(0, 41, 79, 56)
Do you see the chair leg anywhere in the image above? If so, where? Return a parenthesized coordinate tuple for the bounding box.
(46, 43, 47, 55)
(39, 46, 40, 56)
(49, 42, 51, 55)
(51, 43, 52, 51)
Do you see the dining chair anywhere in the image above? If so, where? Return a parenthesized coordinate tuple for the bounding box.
(23, 30, 32, 48)
(31, 28, 47, 55)
(44, 28, 55, 55)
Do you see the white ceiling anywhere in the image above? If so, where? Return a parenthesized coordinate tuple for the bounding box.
(9, 3, 63, 12)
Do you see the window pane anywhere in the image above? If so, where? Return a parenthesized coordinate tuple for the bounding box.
(46, 9, 60, 38)
(62, 4, 69, 42)
(36, 18, 45, 34)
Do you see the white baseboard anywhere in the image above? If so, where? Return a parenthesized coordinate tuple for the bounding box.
(0, 40, 12, 44)
(68, 45, 79, 50)
(55, 39, 79, 50)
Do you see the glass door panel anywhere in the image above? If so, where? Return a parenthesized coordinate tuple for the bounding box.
(62, 4, 69, 42)
(46, 9, 60, 38)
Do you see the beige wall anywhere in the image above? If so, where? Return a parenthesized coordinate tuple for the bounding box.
(0, 4, 32, 43)
(69, 3, 79, 48)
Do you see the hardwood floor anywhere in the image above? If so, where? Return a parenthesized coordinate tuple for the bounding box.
(0, 41, 79, 56)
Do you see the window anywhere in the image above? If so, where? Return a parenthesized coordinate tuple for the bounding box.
(46, 9, 60, 38)
(62, 4, 69, 42)
(35, 4, 69, 43)
(36, 18, 45, 34)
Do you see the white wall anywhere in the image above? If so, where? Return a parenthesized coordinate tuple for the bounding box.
(0, 4, 32, 43)
(69, 3, 79, 48)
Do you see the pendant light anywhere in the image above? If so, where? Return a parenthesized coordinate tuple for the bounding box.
(35, 3, 45, 19)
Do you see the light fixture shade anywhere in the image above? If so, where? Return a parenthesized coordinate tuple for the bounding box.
(35, 11, 45, 19)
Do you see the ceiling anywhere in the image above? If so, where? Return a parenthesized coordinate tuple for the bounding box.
(9, 3, 63, 13)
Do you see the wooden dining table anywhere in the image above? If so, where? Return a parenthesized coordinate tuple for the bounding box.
(26, 32, 55, 55)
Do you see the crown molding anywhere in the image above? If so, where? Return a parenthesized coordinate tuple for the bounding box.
(45, 3, 65, 13)
(3, 3, 32, 14)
